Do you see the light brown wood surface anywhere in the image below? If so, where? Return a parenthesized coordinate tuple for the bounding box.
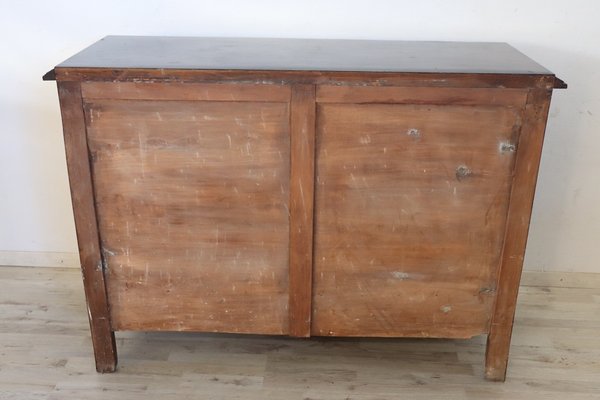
(312, 101, 523, 338)
(316, 85, 529, 106)
(1, 266, 599, 399)
(81, 81, 291, 102)
(84, 95, 291, 334)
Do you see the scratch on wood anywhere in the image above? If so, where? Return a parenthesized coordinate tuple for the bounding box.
(102, 248, 116, 257)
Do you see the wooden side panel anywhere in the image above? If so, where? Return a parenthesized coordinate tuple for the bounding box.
(312, 101, 524, 338)
(57, 81, 117, 372)
(288, 85, 316, 337)
(485, 89, 553, 381)
(84, 95, 291, 334)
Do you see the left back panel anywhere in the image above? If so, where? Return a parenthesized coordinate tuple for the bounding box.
(81, 82, 291, 334)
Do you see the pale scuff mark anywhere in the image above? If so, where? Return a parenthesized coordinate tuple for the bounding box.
(360, 135, 372, 145)
(298, 179, 306, 212)
(260, 108, 268, 130)
(137, 132, 146, 177)
(391, 271, 411, 280)
(282, 202, 290, 216)
(440, 305, 452, 313)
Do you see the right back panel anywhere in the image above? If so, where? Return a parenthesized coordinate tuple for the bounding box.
(312, 92, 525, 338)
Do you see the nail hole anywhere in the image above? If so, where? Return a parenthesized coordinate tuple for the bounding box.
(406, 128, 421, 139)
(456, 165, 472, 181)
(500, 142, 516, 152)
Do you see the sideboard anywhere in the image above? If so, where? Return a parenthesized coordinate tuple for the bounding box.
(44, 36, 566, 381)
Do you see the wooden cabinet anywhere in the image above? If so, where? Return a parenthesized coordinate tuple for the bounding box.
(45, 36, 566, 381)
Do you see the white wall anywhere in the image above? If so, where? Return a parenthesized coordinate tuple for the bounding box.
(1, 0, 598, 272)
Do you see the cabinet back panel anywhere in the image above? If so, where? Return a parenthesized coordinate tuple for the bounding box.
(84, 98, 291, 334)
(312, 102, 522, 338)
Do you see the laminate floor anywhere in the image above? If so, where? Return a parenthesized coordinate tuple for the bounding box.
(1, 266, 599, 399)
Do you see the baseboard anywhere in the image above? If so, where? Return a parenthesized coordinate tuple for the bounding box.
(521, 270, 600, 289)
(0, 251, 79, 268)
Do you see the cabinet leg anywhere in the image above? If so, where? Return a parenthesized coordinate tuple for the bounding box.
(58, 81, 118, 373)
(484, 89, 553, 382)
(90, 328, 118, 373)
(484, 326, 512, 381)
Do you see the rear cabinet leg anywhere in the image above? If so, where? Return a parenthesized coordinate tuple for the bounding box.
(58, 81, 118, 372)
(484, 89, 553, 381)
(485, 325, 512, 381)
(87, 308, 117, 372)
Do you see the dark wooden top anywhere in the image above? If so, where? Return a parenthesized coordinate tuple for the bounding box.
(44, 36, 566, 88)
(48, 36, 558, 74)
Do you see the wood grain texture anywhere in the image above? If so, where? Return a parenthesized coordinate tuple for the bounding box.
(485, 89, 553, 381)
(317, 85, 529, 106)
(57, 81, 117, 372)
(81, 81, 290, 102)
(83, 93, 291, 334)
(288, 84, 316, 337)
(55, 67, 558, 89)
(312, 100, 525, 338)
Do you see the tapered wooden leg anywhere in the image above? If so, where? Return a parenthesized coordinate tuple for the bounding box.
(484, 88, 553, 381)
(485, 326, 512, 381)
(58, 81, 118, 372)
(89, 321, 117, 373)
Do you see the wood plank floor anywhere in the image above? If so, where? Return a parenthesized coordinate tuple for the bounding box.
(1, 266, 599, 399)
